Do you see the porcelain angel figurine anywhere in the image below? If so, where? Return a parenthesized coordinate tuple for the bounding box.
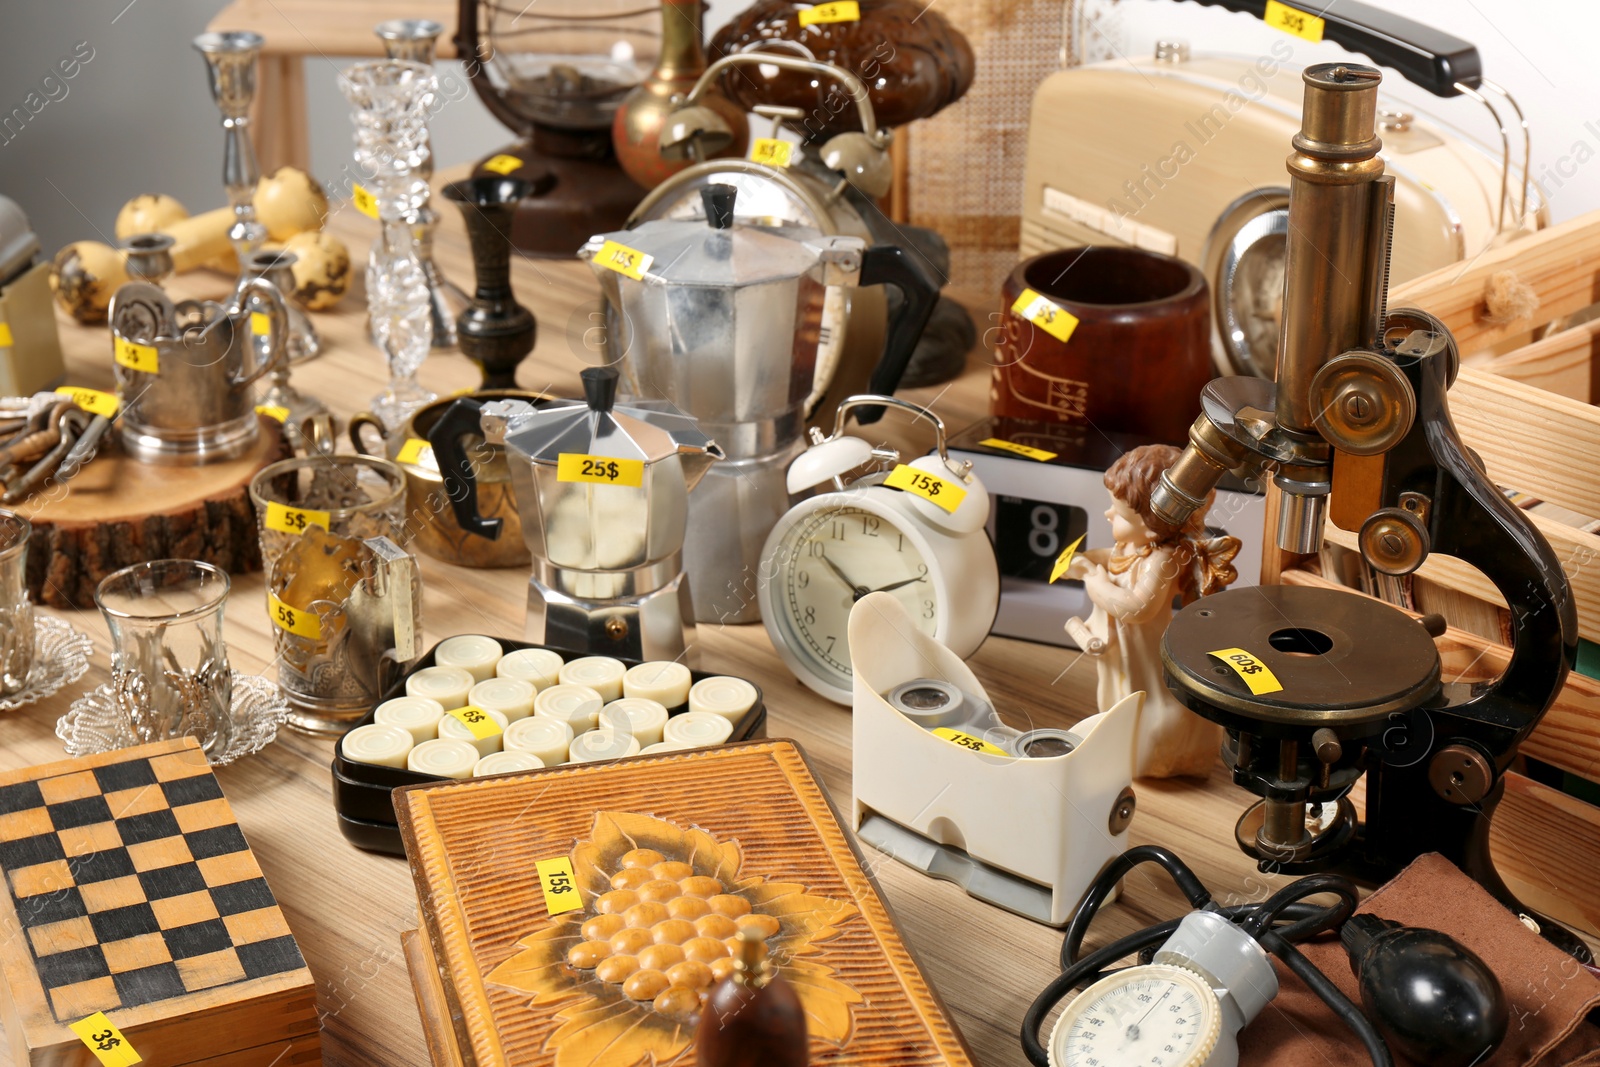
(1064, 444, 1241, 778)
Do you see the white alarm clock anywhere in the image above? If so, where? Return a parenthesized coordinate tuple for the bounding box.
(758, 396, 1000, 704)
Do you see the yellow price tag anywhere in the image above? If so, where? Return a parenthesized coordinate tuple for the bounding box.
(396, 437, 438, 471)
(255, 404, 289, 422)
(268, 592, 322, 640)
(536, 857, 584, 916)
(884, 464, 966, 514)
(932, 728, 1008, 756)
(1011, 288, 1079, 344)
(1207, 647, 1285, 695)
(749, 138, 793, 168)
(1049, 534, 1086, 585)
(798, 0, 860, 26)
(56, 387, 120, 418)
(1263, 0, 1324, 42)
(250, 311, 271, 336)
(482, 154, 523, 175)
(556, 453, 646, 488)
(113, 336, 159, 375)
(447, 705, 503, 740)
(69, 1012, 141, 1067)
(980, 437, 1057, 462)
(352, 183, 379, 219)
(264, 501, 329, 535)
(0, 322, 13, 347)
(593, 240, 653, 282)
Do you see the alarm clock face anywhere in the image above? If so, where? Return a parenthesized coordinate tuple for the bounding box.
(768, 501, 936, 693)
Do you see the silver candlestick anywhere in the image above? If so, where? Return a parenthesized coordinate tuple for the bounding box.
(376, 18, 465, 352)
(244, 249, 328, 435)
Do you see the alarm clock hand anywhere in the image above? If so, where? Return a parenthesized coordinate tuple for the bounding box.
(869, 574, 929, 594)
(818, 553, 870, 598)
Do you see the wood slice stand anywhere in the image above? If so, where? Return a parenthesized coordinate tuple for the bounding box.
(15, 415, 288, 609)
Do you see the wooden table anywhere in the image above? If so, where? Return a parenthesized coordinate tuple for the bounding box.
(11, 177, 1591, 1066)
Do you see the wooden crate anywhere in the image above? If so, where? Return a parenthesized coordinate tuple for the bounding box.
(1268, 210, 1600, 941)
(0, 738, 320, 1066)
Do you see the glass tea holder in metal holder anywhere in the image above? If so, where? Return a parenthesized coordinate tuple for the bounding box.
(94, 559, 234, 758)
(249, 453, 422, 735)
(340, 59, 440, 430)
(429, 365, 721, 662)
(0, 509, 32, 696)
(108, 274, 289, 465)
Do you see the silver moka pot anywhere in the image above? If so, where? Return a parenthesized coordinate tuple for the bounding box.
(580, 183, 936, 624)
(430, 365, 722, 661)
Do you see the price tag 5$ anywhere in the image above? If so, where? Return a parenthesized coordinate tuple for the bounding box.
(447, 705, 502, 741)
(1011, 288, 1079, 344)
(1207, 647, 1285, 695)
(884, 464, 967, 514)
(536, 857, 584, 916)
(69, 1012, 141, 1067)
(557, 453, 645, 488)
(265, 502, 330, 535)
(798, 1, 860, 26)
(268, 592, 322, 640)
(114, 336, 159, 375)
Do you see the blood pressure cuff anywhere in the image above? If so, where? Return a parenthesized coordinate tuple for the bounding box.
(1241, 852, 1600, 1065)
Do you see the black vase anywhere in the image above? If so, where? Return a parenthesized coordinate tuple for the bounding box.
(443, 176, 541, 389)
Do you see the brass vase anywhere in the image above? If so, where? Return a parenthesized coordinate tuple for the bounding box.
(612, 0, 748, 189)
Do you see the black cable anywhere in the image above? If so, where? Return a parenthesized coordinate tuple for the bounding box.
(1241, 873, 1359, 938)
(1059, 845, 1212, 969)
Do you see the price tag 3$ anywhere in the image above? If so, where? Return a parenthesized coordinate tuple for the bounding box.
(265, 502, 330, 535)
(798, 1, 860, 26)
(114, 336, 159, 375)
(268, 592, 322, 640)
(557, 453, 645, 488)
(884, 464, 967, 514)
(593, 240, 653, 282)
(932, 728, 1007, 756)
(536, 857, 584, 916)
(1207, 647, 1284, 695)
(69, 1012, 141, 1067)
(447, 705, 502, 741)
(1011, 288, 1079, 344)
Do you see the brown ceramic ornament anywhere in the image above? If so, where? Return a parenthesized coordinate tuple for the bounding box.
(696, 929, 809, 1067)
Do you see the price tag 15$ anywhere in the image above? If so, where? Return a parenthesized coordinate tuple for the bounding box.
(69, 1012, 141, 1067)
(980, 437, 1056, 462)
(884, 464, 966, 514)
(798, 0, 860, 26)
(114, 336, 159, 375)
(1011, 288, 1079, 344)
(352, 184, 380, 219)
(749, 138, 793, 168)
(482, 154, 523, 175)
(265, 502, 329, 535)
(56, 387, 120, 418)
(536, 857, 584, 916)
(593, 239, 653, 282)
(557, 453, 645, 488)
(1263, 0, 1324, 42)
(447, 705, 502, 741)
(268, 592, 321, 640)
(932, 728, 1008, 756)
(1207, 647, 1284, 695)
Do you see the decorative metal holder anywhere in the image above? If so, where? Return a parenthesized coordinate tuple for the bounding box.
(340, 59, 439, 430)
(376, 18, 466, 351)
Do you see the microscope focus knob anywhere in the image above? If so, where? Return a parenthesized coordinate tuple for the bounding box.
(1359, 508, 1430, 576)
(1310, 350, 1415, 456)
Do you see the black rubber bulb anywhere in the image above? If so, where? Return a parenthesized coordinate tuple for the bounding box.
(1342, 914, 1508, 1067)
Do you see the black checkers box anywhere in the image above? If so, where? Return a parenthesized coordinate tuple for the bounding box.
(0, 738, 321, 1067)
(948, 416, 1266, 647)
(332, 637, 767, 857)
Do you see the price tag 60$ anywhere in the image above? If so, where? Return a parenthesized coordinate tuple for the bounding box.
(557, 453, 645, 488)
(885, 464, 966, 514)
(1207, 647, 1284, 695)
(536, 857, 584, 916)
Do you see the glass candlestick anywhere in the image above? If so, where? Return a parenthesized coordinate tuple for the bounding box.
(376, 18, 466, 351)
(340, 60, 439, 430)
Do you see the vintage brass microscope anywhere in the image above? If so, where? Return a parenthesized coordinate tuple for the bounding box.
(1153, 63, 1584, 957)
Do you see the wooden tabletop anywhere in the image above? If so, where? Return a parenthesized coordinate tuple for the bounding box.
(11, 177, 1585, 1066)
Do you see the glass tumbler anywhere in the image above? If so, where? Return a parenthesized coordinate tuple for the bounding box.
(0, 510, 33, 695)
(248, 453, 412, 735)
(95, 560, 232, 756)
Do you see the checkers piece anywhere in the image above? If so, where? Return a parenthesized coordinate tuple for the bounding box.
(0, 738, 319, 1066)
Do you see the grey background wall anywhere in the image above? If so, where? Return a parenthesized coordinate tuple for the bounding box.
(0, 0, 1592, 254)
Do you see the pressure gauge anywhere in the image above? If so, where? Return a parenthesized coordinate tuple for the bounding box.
(758, 396, 1000, 704)
(1049, 964, 1221, 1067)
(1049, 909, 1278, 1067)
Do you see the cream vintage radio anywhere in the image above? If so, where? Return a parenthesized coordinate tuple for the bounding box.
(1023, 0, 1541, 377)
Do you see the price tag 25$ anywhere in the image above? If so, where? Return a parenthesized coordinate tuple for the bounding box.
(1263, 0, 1324, 42)
(798, 1, 860, 26)
(932, 728, 1007, 756)
(69, 1012, 141, 1067)
(884, 464, 967, 514)
(1011, 288, 1079, 344)
(447, 705, 502, 741)
(536, 857, 584, 916)
(557, 453, 645, 488)
(593, 240, 653, 282)
(265, 502, 329, 535)
(114, 336, 159, 375)
(1207, 647, 1284, 695)
(268, 592, 321, 640)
